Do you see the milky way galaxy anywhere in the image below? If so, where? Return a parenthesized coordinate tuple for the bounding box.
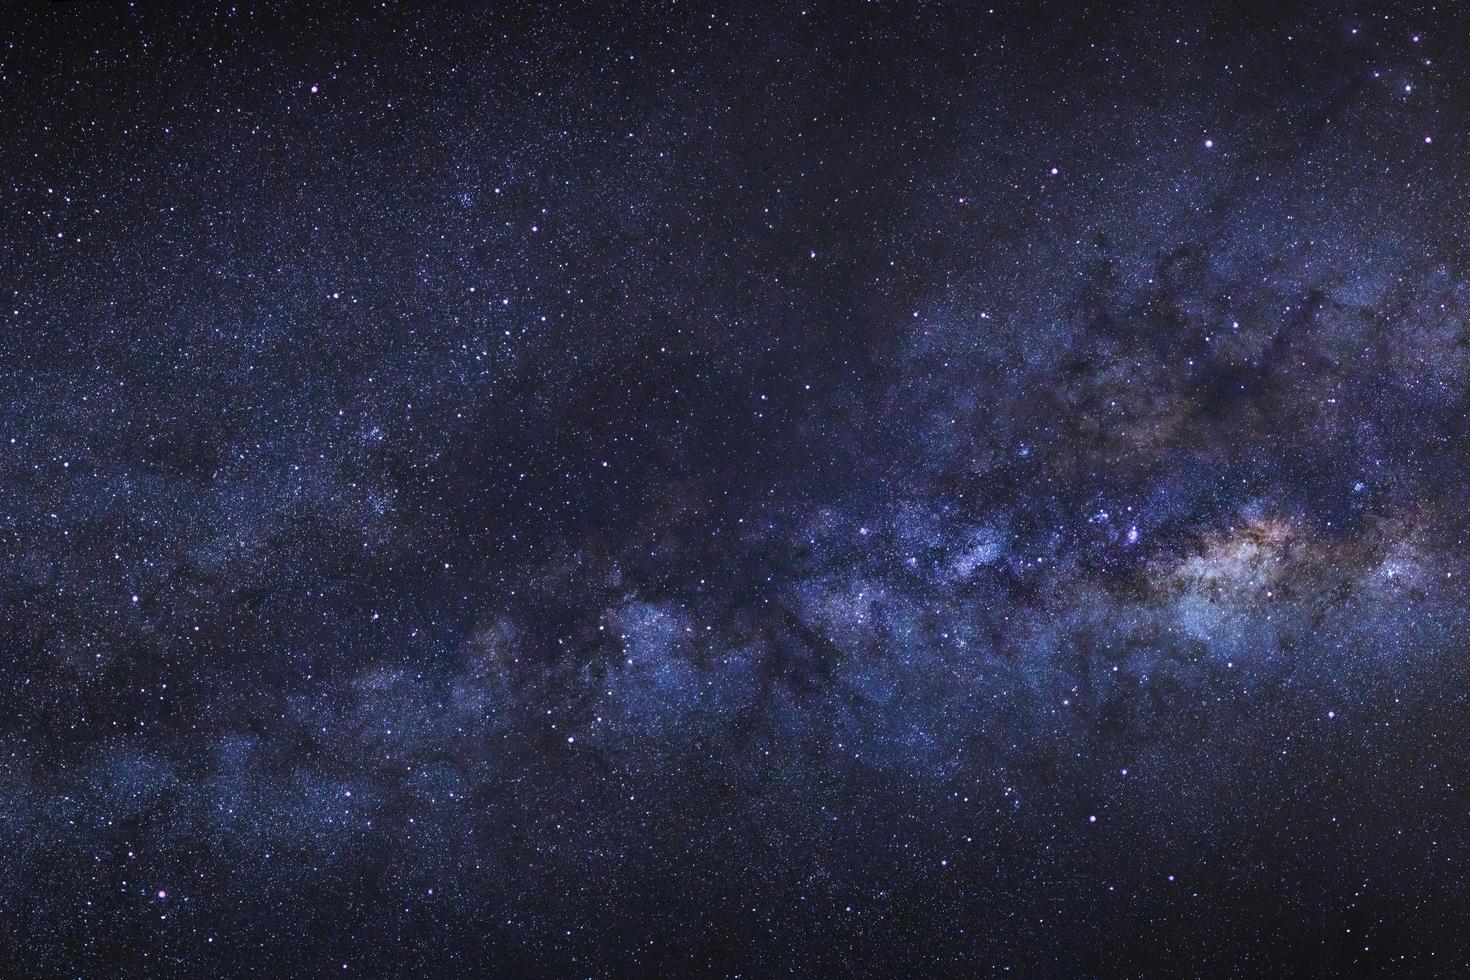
(5, 1, 1470, 975)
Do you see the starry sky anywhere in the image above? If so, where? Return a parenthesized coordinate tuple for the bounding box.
(4, 0, 1470, 975)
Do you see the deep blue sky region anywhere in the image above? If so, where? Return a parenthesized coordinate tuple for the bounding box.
(4, 1, 1470, 975)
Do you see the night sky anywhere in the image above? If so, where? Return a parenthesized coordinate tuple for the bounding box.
(5, 0, 1470, 975)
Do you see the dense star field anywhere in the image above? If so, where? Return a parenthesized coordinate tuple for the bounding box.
(5, 0, 1470, 974)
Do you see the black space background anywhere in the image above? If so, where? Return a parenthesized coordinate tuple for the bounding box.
(5, 0, 1470, 976)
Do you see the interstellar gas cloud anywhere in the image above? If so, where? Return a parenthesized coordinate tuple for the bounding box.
(4, 0, 1470, 975)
